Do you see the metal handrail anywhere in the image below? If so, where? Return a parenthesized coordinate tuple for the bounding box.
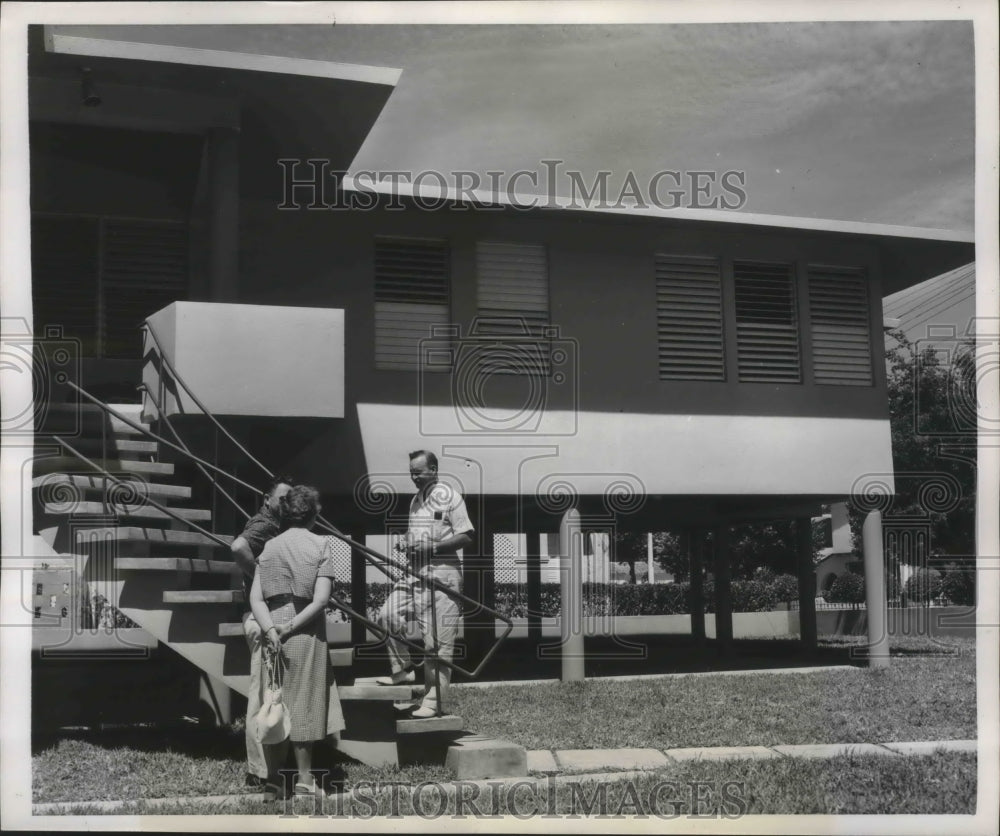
(50, 437, 230, 548)
(137, 381, 250, 524)
(135, 320, 516, 681)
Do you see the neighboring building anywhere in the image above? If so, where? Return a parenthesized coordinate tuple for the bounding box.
(25, 26, 974, 722)
(883, 262, 976, 343)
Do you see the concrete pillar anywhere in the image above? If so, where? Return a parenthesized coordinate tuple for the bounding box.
(712, 526, 733, 651)
(646, 532, 656, 584)
(559, 507, 584, 682)
(863, 511, 890, 669)
(686, 530, 706, 642)
(207, 127, 240, 302)
(795, 516, 818, 648)
(525, 531, 542, 640)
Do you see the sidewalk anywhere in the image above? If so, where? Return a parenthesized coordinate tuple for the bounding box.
(31, 738, 977, 814)
(525, 738, 977, 773)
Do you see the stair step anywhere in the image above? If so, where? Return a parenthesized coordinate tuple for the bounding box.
(117, 459, 174, 475)
(397, 715, 465, 734)
(74, 526, 231, 549)
(116, 557, 236, 575)
(337, 683, 420, 701)
(38, 436, 160, 455)
(34, 474, 193, 501)
(35, 403, 147, 435)
(43, 501, 211, 521)
(164, 589, 243, 604)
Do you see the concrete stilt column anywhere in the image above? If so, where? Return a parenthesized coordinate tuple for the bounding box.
(795, 517, 818, 648)
(863, 510, 890, 669)
(559, 507, 584, 682)
(712, 525, 733, 651)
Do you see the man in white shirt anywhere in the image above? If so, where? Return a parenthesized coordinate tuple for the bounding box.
(376, 450, 474, 718)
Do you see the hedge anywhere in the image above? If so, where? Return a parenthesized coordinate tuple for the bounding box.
(941, 565, 975, 606)
(330, 576, 801, 619)
(905, 568, 943, 603)
(826, 572, 866, 604)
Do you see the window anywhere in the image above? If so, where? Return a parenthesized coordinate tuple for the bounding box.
(31, 215, 189, 360)
(808, 266, 873, 386)
(474, 241, 550, 374)
(734, 261, 801, 383)
(374, 237, 451, 371)
(655, 255, 725, 381)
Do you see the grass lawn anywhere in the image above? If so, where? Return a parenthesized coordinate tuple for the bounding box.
(448, 637, 975, 751)
(32, 636, 977, 814)
(40, 752, 977, 816)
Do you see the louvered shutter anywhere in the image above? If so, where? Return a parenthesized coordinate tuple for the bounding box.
(474, 242, 550, 375)
(374, 238, 450, 371)
(655, 255, 725, 381)
(808, 265, 873, 385)
(102, 220, 189, 359)
(734, 261, 800, 383)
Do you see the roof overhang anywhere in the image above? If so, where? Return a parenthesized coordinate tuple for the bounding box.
(45, 30, 401, 86)
(341, 176, 974, 294)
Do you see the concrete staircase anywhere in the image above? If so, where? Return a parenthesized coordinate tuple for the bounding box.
(32, 402, 526, 775)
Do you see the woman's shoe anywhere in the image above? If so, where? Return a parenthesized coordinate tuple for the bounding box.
(294, 780, 319, 796)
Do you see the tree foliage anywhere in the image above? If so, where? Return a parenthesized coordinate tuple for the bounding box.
(849, 330, 976, 561)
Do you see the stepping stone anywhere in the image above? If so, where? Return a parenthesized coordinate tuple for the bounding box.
(666, 746, 780, 762)
(446, 736, 527, 779)
(882, 740, 977, 756)
(526, 750, 558, 772)
(771, 743, 899, 759)
(555, 748, 669, 771)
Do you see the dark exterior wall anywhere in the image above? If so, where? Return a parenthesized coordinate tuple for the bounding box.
(236, 197, 888, 421)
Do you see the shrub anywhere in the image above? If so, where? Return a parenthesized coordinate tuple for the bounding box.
(940, 565, 975, 606)
(731, 579, 778, 612)
(828, 572, 866, 604)
(905, 568, 943, 603)
(771, 573, 799, 603)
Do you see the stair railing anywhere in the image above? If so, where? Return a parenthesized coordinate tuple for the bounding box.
(128, 322, 516, 683)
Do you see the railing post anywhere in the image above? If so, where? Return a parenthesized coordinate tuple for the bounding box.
(350, 541, 367, 647)
(560, 507, 584, 682)
(686, 529, 706, 643)
(796, 516, 818, 648)
(863, 510, 890, 669)
(526, 530, 542, 640)
(712, 525, 733, 652)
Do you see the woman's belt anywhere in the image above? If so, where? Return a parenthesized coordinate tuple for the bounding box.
(265, 593, 311, 612)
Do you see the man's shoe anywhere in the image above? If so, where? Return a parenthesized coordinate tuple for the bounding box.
(245, 773, 265, 789)
(410, 703, 440, 719)
(375, 669, 416, 686)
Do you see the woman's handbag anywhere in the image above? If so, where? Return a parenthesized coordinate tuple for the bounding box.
(254, 643, 292, 744)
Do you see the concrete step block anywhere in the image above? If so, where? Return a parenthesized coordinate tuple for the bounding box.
(396, 715, 464, 734)
(163, 589, 243, 604)
(445, 735, 528, 779)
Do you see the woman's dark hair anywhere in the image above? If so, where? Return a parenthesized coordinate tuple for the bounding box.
(278, 485, 321, 528)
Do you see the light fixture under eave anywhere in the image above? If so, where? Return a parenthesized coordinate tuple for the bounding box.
(80, 67, 101, 107)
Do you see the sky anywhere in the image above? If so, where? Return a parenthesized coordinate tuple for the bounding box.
(53, 21, 976, 231)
